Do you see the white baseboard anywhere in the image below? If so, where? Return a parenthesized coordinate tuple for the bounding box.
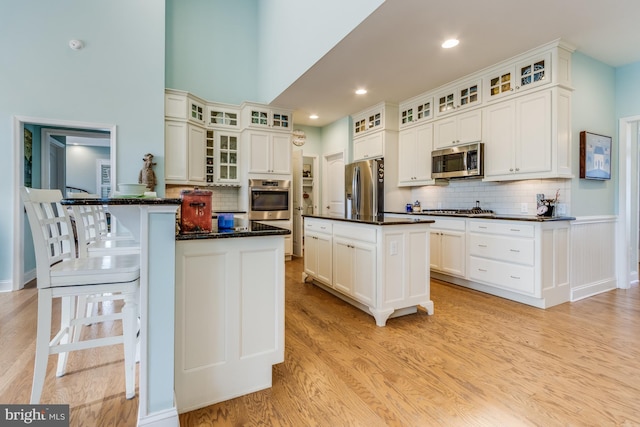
(137, 406, 180, 427)
(571, 278, 617, 301)
(0, 279, 12, 293)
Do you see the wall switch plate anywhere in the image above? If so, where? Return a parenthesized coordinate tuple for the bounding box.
(520, 203, 528, 213)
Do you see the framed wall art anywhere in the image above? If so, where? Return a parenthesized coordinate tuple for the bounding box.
(580, 131, 612, 180)
(24, 128, 33, 187)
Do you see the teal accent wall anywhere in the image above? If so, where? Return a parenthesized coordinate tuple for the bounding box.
(615, 62, 640, 119)
(570, 52, 617, 216)
(257, 0, 385, 103)
(165, 0, 260, 104)
(0, 0, 165, 286)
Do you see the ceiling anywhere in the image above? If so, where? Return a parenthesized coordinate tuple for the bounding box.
(272, 0, 640, 127)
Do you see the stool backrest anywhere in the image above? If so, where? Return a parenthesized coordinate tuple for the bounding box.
(21, 187, 76, 289)
(71, 204, 101, 257)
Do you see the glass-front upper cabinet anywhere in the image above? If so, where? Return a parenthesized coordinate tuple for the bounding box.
(399, 96, 433, 128)
(435, 80, 481, 116)
(208, 104, 239, 128)
(516, 52, 551, 91)
(242, 103, 291, 130)
(217, 133, 239, 183)
(484, 52, 551, 102)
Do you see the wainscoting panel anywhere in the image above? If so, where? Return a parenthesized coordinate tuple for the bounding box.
(570, 216, 617, 301)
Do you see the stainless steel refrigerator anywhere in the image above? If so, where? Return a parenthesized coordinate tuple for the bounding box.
(345, 158, 384, 219)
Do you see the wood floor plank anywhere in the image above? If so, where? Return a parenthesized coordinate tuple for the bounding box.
(3, 260, 640, 426)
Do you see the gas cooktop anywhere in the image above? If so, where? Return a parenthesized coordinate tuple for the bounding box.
(421, 209, 495, 217)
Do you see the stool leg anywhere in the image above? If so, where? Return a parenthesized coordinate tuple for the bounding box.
(56, 295, 75, 377)
(122, 285, 138, 399)
(31, 289, 53, 404)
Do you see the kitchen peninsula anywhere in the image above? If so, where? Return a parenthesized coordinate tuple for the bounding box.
(174, 220, 290, 413)
(302, 214, 435, 326)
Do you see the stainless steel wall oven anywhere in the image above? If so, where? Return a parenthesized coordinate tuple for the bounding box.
(248, 179, 290, 220)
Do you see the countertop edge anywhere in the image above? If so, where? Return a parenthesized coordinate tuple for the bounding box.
(302, 214, 434, 225)
(384, 211, 576, 222)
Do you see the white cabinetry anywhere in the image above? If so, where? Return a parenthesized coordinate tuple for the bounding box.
(484, 52, 552, 101)
(433, 109, 482, 149)
(303, 218, 332, 284)
(398, 122, 434, 186)
(353, 131, 384, 160)
(333, 229, 376, 306)
(483, 88, 572, 180)
(205, 130, 240, 185)
(429, 217, 466, 277)
(303, 217, 434, 326)
(242, 103, 291, 130)
(435, 79, 481, 116)
(352, 102, 399, 161)
(399, 96, 433, 128)
(165, 90, 206, 125)
(247, 131, 292, 174)
(174, 235, 285, 412)
(465, 219, 570, 308)
(207, 103, 240, 128)
(165, 121, 205, 184)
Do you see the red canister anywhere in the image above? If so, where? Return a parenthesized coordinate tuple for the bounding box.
(180, 189, 212, 233)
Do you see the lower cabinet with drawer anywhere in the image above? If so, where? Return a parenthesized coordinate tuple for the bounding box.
(464, 219, 570, 308)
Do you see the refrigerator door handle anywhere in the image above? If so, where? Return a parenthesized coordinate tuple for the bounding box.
(353, 166, 360, 216)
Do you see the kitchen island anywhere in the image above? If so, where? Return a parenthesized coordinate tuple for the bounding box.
(174, 221, 290, 413)
(302, 214, 435, 326)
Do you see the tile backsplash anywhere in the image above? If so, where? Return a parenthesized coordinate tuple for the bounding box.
(166, 185, 241, 211)
(410, 178, 571, 215)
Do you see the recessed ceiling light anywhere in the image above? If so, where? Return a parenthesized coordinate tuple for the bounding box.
(355, 89, 367, 95)
(441, 39, 459, 49)
(309, 114, 319, 120)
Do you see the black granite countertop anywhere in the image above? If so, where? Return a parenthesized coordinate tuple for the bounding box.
(61, 197, 181, 205)
(385, 211, 576, 222)
(176, 220, 290, 240)
(303, 213, 434, 225)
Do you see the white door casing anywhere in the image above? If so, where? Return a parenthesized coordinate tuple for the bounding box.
(292, 149, 303, 257)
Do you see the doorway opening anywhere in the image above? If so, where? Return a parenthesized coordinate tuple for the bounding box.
(12, 116, 116, 291)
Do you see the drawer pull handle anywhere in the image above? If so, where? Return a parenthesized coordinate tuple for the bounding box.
(478, 244, 487, 248)
(510, 249, 520, 252)
(510, 229, 520, 232)
(478, 226, 487, 229)
(510, 275, 520, 280)
(478, 268, 487, 272)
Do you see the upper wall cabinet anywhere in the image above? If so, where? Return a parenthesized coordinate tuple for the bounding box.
(165, 89, 207, 125)
(435, 79, 481, 117)
(241, 103, 292, 131)
(484, 52, 552, 102)
(207, 103, 240, 129)
(399, 95, 434, 129)
(352, 102, 399, 138)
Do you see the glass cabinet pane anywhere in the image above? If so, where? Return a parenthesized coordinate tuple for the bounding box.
(229, 166, 237, 180)
(417, 101, 431, 119)
(229, 137, 237, 150)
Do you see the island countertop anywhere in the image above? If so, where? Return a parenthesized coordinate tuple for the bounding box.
(303, 213, 434, 225)
(176, 220, 290, 240)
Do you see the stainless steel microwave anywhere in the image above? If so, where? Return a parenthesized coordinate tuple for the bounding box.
(432, 142, 484, 179)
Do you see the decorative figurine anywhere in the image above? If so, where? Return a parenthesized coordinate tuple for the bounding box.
(138, 153, 157, 192)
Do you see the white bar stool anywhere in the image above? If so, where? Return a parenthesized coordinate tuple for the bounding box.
(22, 187, 140, 403)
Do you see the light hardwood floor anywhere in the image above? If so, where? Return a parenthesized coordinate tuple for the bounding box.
(2, 257, 639, 426)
